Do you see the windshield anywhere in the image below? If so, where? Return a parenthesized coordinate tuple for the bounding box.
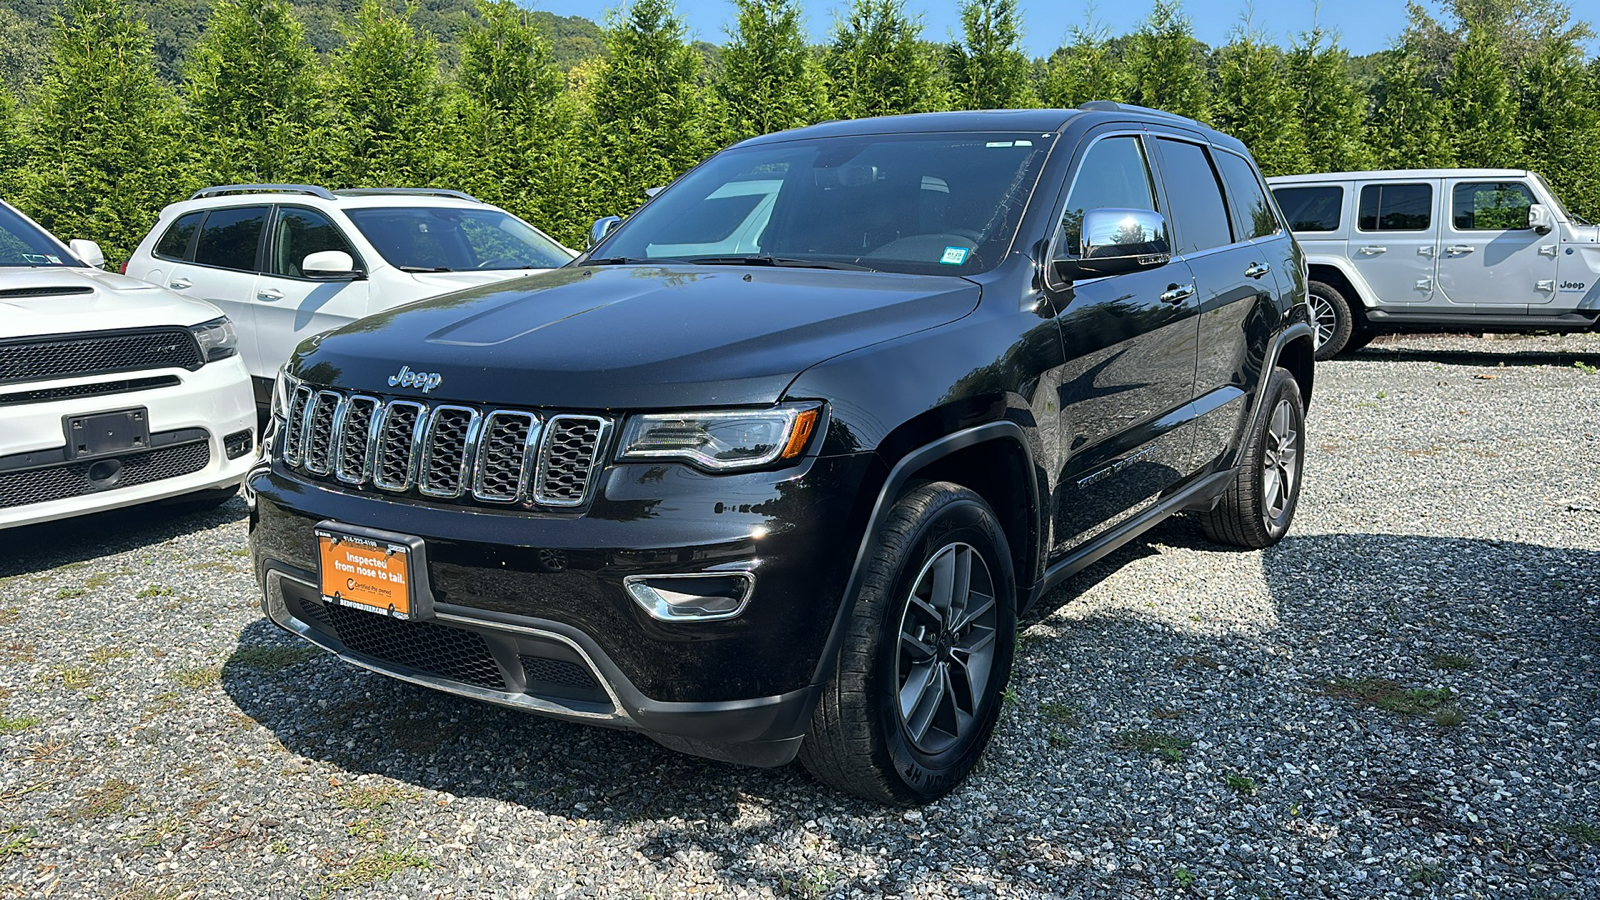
(344, 207, 573, 272)
(0, 204, 82, 268)
(1530, 173, 1584, 224)
(590, 131, 1057, 276)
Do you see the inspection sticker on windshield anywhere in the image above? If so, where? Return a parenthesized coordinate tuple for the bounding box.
(940, 246, 970, 266)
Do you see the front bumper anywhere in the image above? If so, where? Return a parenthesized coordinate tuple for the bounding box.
(249, 451, 880, 766)
(0, 357, 256, 529)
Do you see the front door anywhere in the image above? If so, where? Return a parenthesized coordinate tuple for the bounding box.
(1043, 132, 1201, 558)
(1348, 180, 1439, 305)
(253, 206, 371, 381)
(1437, 179, 1558, 306)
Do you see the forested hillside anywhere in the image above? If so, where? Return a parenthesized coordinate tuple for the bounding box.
(0, 0, 1596, 266)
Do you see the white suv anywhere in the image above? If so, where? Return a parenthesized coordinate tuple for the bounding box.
(125, 186, 577, 405)
(1268, 168, 1600, 358)
(0, 199, 255, 529)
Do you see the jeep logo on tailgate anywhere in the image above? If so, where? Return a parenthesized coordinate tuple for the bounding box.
(387, 365, 443, 393)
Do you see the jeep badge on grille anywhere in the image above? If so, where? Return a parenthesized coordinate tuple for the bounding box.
(387, 365, 443, 393)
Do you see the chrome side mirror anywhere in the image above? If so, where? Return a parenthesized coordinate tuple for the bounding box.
(1528, 203, 1554, 236)
(589, 216, 622, 248)
(1054, 208, 1171, 280)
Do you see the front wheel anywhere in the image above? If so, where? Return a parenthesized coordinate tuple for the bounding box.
(799, 482, 1016, 805)
(1308, 280, 1354, 361)
(1200, 368, 1305, 549)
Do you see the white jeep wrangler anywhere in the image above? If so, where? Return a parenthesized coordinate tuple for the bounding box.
(1268, 168, 1599, 358)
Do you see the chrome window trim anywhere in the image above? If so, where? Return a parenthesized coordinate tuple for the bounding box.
(419, 404, 481, 499)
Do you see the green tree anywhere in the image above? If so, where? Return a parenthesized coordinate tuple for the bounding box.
(1126, 0, 1209, 121)
(1040, 15, 1129, 107)
(1443, 21, 1521, 167)
(825, 0, 945, 118)
(328, 0, 448, 187)
(449, 0, 574, 235)
(946, 0, 1033, 109)
(716, 0, 828, 143)
(1214, 22, 1308, 176)
(0, 7, 51, 96)
(1516, 33, 1600, 219)
(1286, 26, 1373, 172)
(585, 0, 709, 218)
(23, 0, 181, 265)
(1368, 41, 1454, 169)
(0, 89, 25, 196)
(185, 0, 325, 187)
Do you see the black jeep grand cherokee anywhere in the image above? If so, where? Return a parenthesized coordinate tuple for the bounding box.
(249, 104, 1314, 804)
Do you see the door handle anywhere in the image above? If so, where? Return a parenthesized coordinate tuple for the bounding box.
(1244, 262, 1271, 279)
(1446, 245, 1475, 255)
(1418, 246, 1436, 257)
(1159, 283, 1195, 304)
(256, 288, 284, 301)
(168, 278, 191, 289)
(1358, 246, 1387, 255)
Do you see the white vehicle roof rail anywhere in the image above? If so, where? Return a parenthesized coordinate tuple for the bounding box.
(333, 188, 484, 203)
(189, 183, 337, 201)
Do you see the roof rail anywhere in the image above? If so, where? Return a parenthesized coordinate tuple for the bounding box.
(189, 183, 336, 201)
(333, 188, 484, 204)
(1077, 100, 1203, 128)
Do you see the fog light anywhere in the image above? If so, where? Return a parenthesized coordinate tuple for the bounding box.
(624, 571, 755, 622)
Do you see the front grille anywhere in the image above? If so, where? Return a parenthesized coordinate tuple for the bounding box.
(0, 441, 210, 509)
(282, 387, 609, 508)
(322, 602, 506, 690)
(0, 375, 181, 407)
(0, 329, 203, 385)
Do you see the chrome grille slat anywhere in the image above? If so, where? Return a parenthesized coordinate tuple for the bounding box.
(534, 415, 610, 507)
(282, 387, 602, 509)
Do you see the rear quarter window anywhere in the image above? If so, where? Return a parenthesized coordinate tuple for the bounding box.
(1272, 186, 1343, 232)
(1215, 151, 1280, 239)
(1357, 183, 1432, 232)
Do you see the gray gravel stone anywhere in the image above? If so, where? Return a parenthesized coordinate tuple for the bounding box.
(1, 332, 1598, 898)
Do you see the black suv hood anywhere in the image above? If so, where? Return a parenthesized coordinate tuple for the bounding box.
(293, 264, 981, 409)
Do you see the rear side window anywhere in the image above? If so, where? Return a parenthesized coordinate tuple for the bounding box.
(1058, 135, 1159, 257)
(194, 206, 267, 271)
(270, 207, 359, 277)
(154, 211, 203, 261)
(1215, 151, 1280, 239)
(1156, 138, 1234, 255)
(1272, 186, 1343, 232)
(1452, 181, 1535, 231)
(1357, 184, 1431, 231)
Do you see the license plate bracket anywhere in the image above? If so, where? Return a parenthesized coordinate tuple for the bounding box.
(63, 408, 150, 459)
(314, 521, 436, 621)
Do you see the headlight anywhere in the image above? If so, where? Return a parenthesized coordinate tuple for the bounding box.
(617, 403, 821, 471)
(188, 316, 238, 362)
(269, 366, 298, 421)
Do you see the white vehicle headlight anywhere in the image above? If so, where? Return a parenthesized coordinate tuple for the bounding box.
(188, 316, 239, 362)
(616, 404, 821, 471)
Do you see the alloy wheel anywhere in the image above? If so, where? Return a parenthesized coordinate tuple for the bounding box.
(1309, 294, 1338, 349)
(894, 542, 999, 755)
(1261, 397, 1299, 521)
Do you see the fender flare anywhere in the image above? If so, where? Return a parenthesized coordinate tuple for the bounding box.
(1304, 256, 1377, 310)
(806, 420, 1041, 691)
(1244, 321, 1317, 452)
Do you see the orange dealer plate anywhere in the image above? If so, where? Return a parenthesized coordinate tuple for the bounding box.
(316, 529, 414, 619)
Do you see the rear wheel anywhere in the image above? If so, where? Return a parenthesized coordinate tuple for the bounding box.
(799, 482, 1016, 805)
(1308, 280, 1353, 361)
(1200, 368, 1304, 549)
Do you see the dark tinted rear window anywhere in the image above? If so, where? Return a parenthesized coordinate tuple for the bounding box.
(1157, 139, 1234, 255)
(1273, 186, 1343, 232)
(1215, 151, 1279, 239)
(194, 207, 266, 271)
(155, 211, 203, 260)
(1357, 183, 1431, 231)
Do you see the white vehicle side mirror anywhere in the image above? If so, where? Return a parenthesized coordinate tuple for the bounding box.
(302, 250, 358, 279)
(1528, 203, 1554, 236)
(69, 239, 105, 269)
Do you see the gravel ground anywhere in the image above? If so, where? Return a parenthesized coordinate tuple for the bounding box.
(2, 332, 1598, 899)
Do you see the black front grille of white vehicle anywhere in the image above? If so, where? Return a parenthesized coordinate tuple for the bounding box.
(0, 328, 204, 385)
(0, 441, 210, 509)
(282, 385, 610, 508)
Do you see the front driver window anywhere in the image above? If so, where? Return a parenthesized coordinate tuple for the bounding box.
(1059, 136, 1158, 257)
(271, 208, 359, 278)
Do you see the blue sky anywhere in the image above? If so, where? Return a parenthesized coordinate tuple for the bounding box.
(535, 0, 1600, 56)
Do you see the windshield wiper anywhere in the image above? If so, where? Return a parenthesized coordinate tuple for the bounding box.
(397, 265, 453, 273)
(685, 254, 874, 272)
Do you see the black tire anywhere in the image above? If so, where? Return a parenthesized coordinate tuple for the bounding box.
(158, 485, 238, 513)
(1200, 368, 1304, 549)
(799, 481, 1017, 805)
(1308, 280, 1353, 361)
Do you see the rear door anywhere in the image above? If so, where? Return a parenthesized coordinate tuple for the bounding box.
(1349, 180, 1439, 305)
(171, 205, 269, 377)
(253, 205, 371, 380)
(1437, 178, 1557, 307)
(1043, 130, 1202, 557)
